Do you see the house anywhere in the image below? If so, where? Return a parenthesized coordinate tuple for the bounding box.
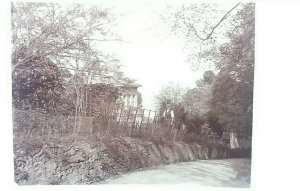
(67, 73, 143, 117)
(116, 82, 142, 109)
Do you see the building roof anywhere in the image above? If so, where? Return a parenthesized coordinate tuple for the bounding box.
(67, 74, 142, 88)
(115, 82, 142, 88)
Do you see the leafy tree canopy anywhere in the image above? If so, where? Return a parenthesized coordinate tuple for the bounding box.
(12, 56, 64, 113)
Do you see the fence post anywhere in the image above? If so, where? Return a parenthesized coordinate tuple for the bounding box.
(139, 109, 145, 134)
(151, 111, 157, 136)
(131, 107, 139, 134)
(118, 103, 124, 126)
(125, 106, 132, 130)
(146, 110, 151, 133)
(152, 111, 157, 124)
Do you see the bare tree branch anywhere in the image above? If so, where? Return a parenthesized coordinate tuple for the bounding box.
(192, 3, 241, 41)
(11, 2, 117, 74)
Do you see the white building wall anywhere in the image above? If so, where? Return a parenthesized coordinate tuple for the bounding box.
(122, 93, 139, 108)
(127, 95, 130, 108)
(133, 95, 137, 107)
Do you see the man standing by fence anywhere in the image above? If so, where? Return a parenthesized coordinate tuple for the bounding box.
(162, 103, 174, 127)
(162, 102, 175, 139)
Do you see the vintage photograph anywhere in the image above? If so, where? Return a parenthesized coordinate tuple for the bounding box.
(12, 0, 254, 187)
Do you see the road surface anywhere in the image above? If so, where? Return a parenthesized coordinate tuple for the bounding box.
(106, 158, 251, 188)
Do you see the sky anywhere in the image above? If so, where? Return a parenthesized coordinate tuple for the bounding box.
(97, 0, 237, 110)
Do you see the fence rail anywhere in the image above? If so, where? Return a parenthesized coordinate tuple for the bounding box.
(13, 108, 193, 143)
(13, 109, 253, 149)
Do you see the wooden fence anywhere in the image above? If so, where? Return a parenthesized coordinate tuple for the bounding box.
(13, 108, 252, 148)
(13, 107, 190, 142)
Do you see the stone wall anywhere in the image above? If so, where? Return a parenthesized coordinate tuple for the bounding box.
(14, 136, 234, 185)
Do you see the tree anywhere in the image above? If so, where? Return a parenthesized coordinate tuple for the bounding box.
(11, 2, 119, 73)
(172, 3, 242, 70)
(212, 3, 254, 137)
(82, 84, 121, 117)
(11, 2, 124, 98)
(183, 71, 216, 116)
(12, 56, 64, 113)
(154, 82, 189, 132)
(182, 71, 221, 135)
(172, 3, 254, 139)
(11, 2, 132, 116)
(155, 82, 187, 114)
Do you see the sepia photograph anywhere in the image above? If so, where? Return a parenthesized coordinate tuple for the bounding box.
(11, 0, 254, 188)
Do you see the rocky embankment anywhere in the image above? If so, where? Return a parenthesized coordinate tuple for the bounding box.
(14, 136, 233, 184)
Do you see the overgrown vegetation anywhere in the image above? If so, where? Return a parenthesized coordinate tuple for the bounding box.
(156, 3, 254, 143)
(11, 2, 135, 117)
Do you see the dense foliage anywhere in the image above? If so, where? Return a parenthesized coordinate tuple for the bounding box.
(11, 2, 136, 118)
(212, 3, 254, 137)
(156, 3, 254, 140)
(12, 56, 64, 113)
